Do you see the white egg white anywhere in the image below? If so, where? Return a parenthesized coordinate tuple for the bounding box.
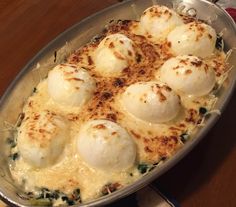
(93, 34, 136, 77)
(121, 82, 181, 123)
(77, 120, 136, 171)
(17, 111, 69, 168)
(47, 64, 95, 107)
(159, 55, 216, 96)
(167, 22, 217, 58)
(140, 5, 183, 40)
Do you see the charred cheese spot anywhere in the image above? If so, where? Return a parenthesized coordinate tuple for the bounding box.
(139, 135, 182, 163)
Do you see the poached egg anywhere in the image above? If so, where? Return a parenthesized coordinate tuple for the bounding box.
(93, 34, 136, 77)
(121, 82, 181, 123)
(167, 22, 217, 58)
(76, 119, 136, 171)
(140, 5, 183, 40)
(17, 111, 69, 168)
(47, 64, 95, 107)
(159, 55, 216, 96)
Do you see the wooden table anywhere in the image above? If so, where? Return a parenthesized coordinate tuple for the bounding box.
(0, 1, 235, 206)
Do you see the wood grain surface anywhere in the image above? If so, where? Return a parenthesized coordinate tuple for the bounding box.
(0, 1, 235, 207)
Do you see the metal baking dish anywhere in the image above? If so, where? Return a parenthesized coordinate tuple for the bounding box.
(0, 0, 235, 206)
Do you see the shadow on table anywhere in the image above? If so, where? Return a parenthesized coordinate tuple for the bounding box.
(156, 92, 236, 203)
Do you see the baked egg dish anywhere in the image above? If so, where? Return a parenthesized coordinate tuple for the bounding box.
(6, 4, 229, 206)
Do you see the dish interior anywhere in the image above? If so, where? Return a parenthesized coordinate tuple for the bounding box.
(0, 0, 235, 206)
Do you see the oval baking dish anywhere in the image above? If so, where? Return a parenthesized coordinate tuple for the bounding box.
(0, 0, 236, 206)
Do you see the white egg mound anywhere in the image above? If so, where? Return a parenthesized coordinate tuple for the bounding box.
(167, 22, 217, 58)
(121, 82, 181, 123)
(47, 64, 95, 107)
(17, 111, 69, 168)
(159, 55, 216, 96)
(140, 5, 183, 40)
(93, 34, 136, 77)
(77, 120, 136, 171)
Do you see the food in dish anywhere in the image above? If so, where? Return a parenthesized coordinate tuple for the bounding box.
(47, 64, 95, 107)
(77, 119, 136, 171)
(121, 81, 181, 123)
(167, 22, 217, 57)
(159, 55, 216, 96)
(93, 33, 136, 77)
(140, 5, 183, 39)
(17, 111, 69, 168)
(7, 4, 228, 206)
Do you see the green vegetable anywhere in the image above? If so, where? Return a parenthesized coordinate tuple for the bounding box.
(37, 188, 64, 202)
(137, 163, 159, 174)
(199, 107, 208, 115)
(180, 133, 189, 143)
(61, 196, 69, 201)
(6, 137, 16, 148)
(66, 200, 75, 206)
(215, 35, 223, 50)
(30, 198, 52, 206)
(137, 164, 149, 174)
(10, 152, 19, 161)
(25, 187, 82, 206)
